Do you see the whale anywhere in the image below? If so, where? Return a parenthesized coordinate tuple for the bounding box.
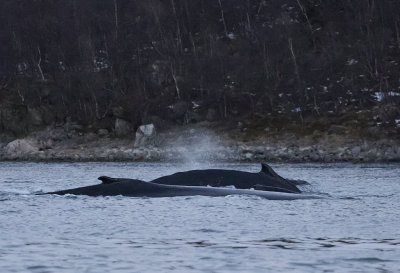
(45, 178, 319, 200)
(148, 163, 306, 193)
(44, 163, 313, 199)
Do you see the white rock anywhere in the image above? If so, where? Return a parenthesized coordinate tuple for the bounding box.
(134, 124, 156, 147)
(4, 139, 38, 155)
(140, 124, 155, 136)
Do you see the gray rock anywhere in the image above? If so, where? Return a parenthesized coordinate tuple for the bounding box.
(134, 124, 156, 147)
(97, 129, 109, 137)
(4, 139, 38, 156)
(115, 118, 133, 137)
(244, 152, 253, 160)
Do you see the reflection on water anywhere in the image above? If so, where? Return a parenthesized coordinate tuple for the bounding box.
(0, 162, 399, 272)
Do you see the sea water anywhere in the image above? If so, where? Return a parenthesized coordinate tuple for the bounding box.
(0, 162, 399, 272)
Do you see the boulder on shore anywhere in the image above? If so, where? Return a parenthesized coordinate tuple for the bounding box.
(134, 124, 156, 147)
(4, 139, 38, 157)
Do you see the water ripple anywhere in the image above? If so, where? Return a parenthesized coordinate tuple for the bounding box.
(0, 162, 399, 272)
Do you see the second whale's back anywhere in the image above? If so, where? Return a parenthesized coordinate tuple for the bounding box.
(150, 169, 301, 193)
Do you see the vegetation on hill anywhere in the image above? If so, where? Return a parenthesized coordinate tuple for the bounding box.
(0, 0, 399, 137)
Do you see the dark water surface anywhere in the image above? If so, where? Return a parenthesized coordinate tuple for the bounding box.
(0, 162, 399, 272)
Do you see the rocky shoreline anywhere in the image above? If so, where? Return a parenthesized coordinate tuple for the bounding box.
(0, 124, 399, 163)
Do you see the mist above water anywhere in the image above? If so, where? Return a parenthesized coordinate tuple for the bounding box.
(164, 128, 229, 169)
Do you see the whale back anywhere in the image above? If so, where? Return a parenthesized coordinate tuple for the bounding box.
(47, 178, 153, 196)
(47, 163, 304, 196)
(45, 179, 319, 199)
(150, 163, 302, 193)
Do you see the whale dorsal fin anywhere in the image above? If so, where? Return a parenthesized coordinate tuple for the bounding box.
(98, 176, 119, 184)
(260, 163, 281, 178)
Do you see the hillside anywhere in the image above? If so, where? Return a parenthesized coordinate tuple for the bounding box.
(0, 0, 399, 161)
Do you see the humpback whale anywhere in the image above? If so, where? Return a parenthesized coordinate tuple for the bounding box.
(45, 178, 318, 200)
(149, 163, 306, 193)
(44, 163, 313, 199)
